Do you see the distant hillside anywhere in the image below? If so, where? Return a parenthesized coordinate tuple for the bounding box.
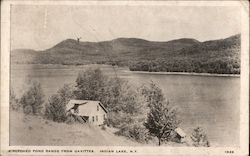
(129, 34, 240, 74)
(11, 34, 240, 74)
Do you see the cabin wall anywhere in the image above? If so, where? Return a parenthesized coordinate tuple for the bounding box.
(78, 103, 107, 126)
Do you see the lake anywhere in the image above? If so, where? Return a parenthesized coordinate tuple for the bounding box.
(11, 64, 240, 147)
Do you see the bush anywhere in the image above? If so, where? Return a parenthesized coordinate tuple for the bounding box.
(20, 82, 45, 115)
(191, 127, 210, 147)
(107, 111, 134, 128)
(116, 123, 151, 143)
(23, 105, 33, 114)
(101, 125, 106, 131)
(10, 88, 21, 111)
(45, 94, 66, 122)
(44, 84, 74, 122)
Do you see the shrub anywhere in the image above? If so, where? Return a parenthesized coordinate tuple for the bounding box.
(45, 84, 74, 122)
(101, 125, 106, 131)
(45, 94, 66, 122)
(191, 127, 210, 147)
(116, 123, 151, 143)
(23, 105, 33, 114)
(10, 88, 21, 111)
(20, 82, 45, 115)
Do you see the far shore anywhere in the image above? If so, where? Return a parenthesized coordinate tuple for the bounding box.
(126, 70, 240, 77)
(12, 63, 240, 77)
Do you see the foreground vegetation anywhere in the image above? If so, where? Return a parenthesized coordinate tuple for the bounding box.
(10, 68, 210, 146)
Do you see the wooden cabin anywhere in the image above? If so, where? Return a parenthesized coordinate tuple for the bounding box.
(66, 100, 107, 126)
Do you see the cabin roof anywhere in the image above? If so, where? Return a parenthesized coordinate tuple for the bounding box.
(175, 127, 186, 137)
(66, 99, 108, 113)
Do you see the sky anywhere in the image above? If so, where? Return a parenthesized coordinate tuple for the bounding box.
(11, 5, 241, 50)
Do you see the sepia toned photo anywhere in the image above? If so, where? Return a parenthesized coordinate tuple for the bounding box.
(1, 0, 249, 155)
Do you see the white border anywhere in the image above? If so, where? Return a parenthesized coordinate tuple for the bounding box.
(1, 1, 249, 155)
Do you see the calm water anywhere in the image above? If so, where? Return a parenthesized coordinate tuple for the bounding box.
(11, 64, 240, 147)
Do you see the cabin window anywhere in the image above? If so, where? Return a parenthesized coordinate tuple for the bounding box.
(97, 105, 99, 111)
(92, 116, 94, 122)
(96, 116, 98, 121)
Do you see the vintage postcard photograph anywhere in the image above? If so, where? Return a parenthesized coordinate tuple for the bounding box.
(1, 0, 249, 155)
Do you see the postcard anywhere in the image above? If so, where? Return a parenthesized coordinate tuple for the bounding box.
(1, 0, 249, 155)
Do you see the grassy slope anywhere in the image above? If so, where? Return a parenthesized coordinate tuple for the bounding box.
(10, 111, 140, 146)
(10, 111, 192, 146)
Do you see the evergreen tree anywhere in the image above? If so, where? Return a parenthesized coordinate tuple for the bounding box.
(143, 82, 180, 146)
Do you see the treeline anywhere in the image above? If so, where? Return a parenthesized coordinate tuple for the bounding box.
(129, 58, 240, 74)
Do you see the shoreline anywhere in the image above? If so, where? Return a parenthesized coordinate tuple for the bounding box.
(12, 63, 240, 77)
(126, 70, 240, 77)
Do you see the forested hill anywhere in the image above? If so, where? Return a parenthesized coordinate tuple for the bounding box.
(129, 34, 240, 74)
(11, 34, 240, 74)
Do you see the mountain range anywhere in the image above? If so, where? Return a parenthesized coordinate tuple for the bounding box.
(11, 34, 240, 74)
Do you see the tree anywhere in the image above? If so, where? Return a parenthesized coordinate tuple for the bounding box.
(143, 82, 180, 146)
(45, 84, 74, 122)
(20, 82, 44, 115)
(57, 84, 75, 103)
(191, 127, 210, 147)
(10, 88, 21, 111)
(45, 94, 65, 122)
(74, 67, 145, 129)
(74, 68, 107, 101)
